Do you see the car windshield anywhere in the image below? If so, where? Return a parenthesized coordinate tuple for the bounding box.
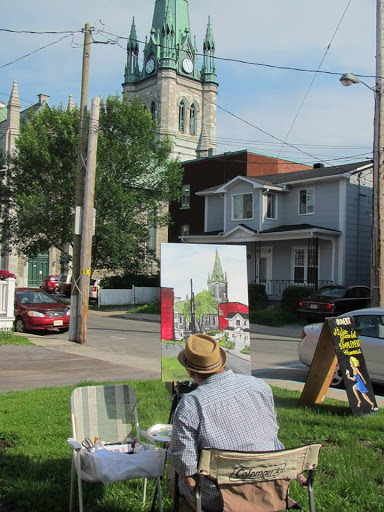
(311, 287, 346, 299)
(354, 314, 384, 339)
(16, 290, 57, 305)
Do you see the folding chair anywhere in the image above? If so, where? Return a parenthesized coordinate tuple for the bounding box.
(67, 384, 165, 512)
(195, 444, 321, 512)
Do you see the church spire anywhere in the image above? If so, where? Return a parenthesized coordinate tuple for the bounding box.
(207, 250, 228, 303)
(201, 16, 216, 82)
(125, 17, 140, 83)
(5, 81, 21, 153)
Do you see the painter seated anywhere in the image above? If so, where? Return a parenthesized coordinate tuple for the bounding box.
(167, 333, 284, 512)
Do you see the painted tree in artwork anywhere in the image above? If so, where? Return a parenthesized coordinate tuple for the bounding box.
(193, 290, 219, 331)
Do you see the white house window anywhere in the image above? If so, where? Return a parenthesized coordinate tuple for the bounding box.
(181, 224, 189, 235)
(179, 100, 186, 132)
(233, 193, 253, 220)
(299, 188, 315, 215)
(293, 247, 318, 283)
(181, 184, 190, 208)
(266, 193, 277, 219)
(190, 104, 196, 135)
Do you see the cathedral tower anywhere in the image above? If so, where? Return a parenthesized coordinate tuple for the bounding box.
(122, 0, 218, 161)
(208, 250, 228, 303)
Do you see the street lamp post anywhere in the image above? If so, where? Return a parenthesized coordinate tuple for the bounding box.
(340, 71, 382, 307)
(339, 1, 384, 306)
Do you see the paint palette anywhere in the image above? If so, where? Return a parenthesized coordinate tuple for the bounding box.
(146, 424, 173, 443)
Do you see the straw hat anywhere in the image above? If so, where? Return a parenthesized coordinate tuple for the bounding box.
(177, 333, 226, 374)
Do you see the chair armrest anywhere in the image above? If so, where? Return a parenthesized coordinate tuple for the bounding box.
(67, 438, 82, 451)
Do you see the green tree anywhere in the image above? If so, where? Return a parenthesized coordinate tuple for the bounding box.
(2, 95, 183, 273)
(182, 290, 218, 331)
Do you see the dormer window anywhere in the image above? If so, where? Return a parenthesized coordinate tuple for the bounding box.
(299, 188, 315, 215)
(266, 193, 277, 219)
(232, 193, 253, 220)
(179, 100, 186, 132)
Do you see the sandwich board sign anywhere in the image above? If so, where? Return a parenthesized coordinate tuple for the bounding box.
(299, 316, 378, 416)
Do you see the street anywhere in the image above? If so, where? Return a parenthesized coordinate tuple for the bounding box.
(5, 310, 384, 398)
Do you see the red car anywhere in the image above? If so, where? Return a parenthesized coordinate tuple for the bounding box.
(40, 275, 61, 294)
(14, 288, 70, 333)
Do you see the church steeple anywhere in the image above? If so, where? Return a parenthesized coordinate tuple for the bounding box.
(4, 81, 21, 154)
(125, 17, 140, 83)
(207, 250, 228, 303)
(122, 0, 218, 161)
(201, 17, 216, 83)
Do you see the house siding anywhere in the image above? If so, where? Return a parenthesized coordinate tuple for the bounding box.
(344, 170, 373, 286)
(277, 181, 341, 230)
(206, 195, 224, 232)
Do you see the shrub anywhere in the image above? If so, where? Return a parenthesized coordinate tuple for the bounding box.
(280, 286, 314, 314)
(101, 273, 160, 289)
(248, 284, 269, 311)
(249, 306, 297, 327)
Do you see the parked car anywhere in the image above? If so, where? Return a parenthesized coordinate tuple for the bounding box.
(14, 287, 70, 333)
(59, 273, 101, 302)
(89, 277, 101, 303)
(298, 307, 384, 387)
(58, 274, 72, 297)
(40, 275, 61, 294)
(297, 285, 370, 322)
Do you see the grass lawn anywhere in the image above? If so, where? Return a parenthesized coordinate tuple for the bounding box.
(0, 380, 383, 511)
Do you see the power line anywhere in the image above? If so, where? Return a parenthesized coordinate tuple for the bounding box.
(276, 0, 353, 157)
(0, 25, 377, 80)
(0, 33, 79, 70)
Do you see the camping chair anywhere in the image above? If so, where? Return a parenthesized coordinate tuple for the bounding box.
(195, 444, 321, 512)
(67, 384, 166, 512)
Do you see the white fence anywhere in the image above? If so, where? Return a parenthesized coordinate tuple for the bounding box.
(0, 278, 15, 330)
(98, 286, 160, 306)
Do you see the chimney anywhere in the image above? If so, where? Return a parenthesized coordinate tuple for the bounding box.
(313, 163, 325, 169)
(38, 94, 49, 105)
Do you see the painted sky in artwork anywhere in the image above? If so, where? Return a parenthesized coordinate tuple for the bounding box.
(161, 243, 248, 305)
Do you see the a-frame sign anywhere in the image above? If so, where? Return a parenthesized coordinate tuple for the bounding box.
(299, 316, 378, 416)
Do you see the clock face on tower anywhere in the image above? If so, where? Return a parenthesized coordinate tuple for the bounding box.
(146, 57, 155, 74)
(182, 57, 194, 74)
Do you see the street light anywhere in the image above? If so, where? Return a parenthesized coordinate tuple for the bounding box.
(339, 72, 376, 92)
(339, 71, 381, 306)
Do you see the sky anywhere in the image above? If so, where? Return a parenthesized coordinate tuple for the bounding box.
(0, 0, 376, 166)
(161, 244, 248, 304)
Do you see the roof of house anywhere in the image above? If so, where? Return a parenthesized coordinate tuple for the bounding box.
(196, 160, 372, 196)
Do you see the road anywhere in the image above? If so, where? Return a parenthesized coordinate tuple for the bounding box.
(5, 310, 384, 398)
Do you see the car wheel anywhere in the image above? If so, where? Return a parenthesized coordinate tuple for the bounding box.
(15, 317, 26, 333)
(54, 286, 60, 294)
(331, 364, 344, 388)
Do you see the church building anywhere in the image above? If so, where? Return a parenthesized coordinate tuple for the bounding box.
(122, 0, 218, 162)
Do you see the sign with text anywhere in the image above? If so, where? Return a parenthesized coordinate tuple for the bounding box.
(330, 316, 378, 415)
(299, 317, 378, 416)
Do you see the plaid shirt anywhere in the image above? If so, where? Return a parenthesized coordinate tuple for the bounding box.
(168, 370, 284, 511)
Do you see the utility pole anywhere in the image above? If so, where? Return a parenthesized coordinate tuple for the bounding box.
(78, 96, 100, 344)
(372, 1, 384, 306)
(69, 23, 91, 342)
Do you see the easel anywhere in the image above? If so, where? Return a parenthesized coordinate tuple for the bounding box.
(150, 381, 197, 512)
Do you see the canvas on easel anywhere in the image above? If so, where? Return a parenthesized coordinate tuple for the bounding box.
(299, 316, 378, 416)
(160, 243, 251, 382)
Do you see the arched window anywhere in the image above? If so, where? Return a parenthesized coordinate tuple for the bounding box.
(189, 103, 196, 135)
(150, 100, 156, 122)
(179, 100, 186, 132)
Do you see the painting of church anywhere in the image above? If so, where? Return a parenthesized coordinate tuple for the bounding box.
(160, 243, 251, 381)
